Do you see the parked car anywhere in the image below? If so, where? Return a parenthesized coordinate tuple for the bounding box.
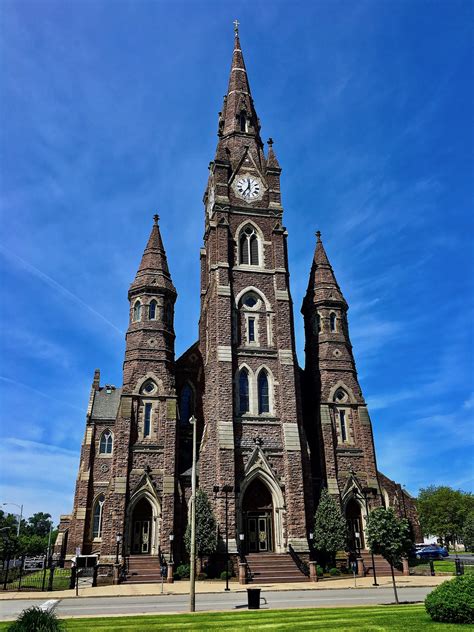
(413, 544, 448, 560)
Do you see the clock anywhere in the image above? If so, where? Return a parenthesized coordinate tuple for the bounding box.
(234, 175, 262, 202)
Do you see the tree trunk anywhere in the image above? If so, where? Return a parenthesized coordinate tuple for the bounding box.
(390, 563, 399, 604)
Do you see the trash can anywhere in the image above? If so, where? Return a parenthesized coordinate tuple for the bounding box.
(247, 587, 261, 609)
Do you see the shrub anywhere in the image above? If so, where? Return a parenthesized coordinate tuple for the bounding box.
(8, 606, 65, 631)
(197, 572, 207, 581)
(316, 565, 324, 577)
(329, 567, 341, 576)
(425, 574, 474, 624)
(220, 570, 232, 580)
(176, 563, 190, 579)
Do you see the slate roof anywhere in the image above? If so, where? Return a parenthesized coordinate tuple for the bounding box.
(90, 387, 122, 420)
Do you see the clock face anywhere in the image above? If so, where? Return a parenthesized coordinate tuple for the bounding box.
(235, 176, 261, 201)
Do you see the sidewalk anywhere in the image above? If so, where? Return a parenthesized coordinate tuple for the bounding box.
(0, 574, 448, 600)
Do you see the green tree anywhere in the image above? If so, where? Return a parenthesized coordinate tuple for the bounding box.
(366, 507, 413, 604)
(185, 490, 217, 569)
(417, 486, 474, 548)
(462, 511, 474, 552)
(25, 512, 53, 538)
(313, 488, 347, 569)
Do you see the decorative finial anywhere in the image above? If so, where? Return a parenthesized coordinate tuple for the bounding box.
(153, 213, 159, 225)
(233, 19, 240, 35)
(316, 230, 321, 242)
(267, 137, 274, 147)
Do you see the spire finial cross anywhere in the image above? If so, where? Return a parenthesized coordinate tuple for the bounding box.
(153, 213, 159, 225)
(316, 230, 321, 242)
(267, 137, 274, 147)
(233, 19, 240, 35)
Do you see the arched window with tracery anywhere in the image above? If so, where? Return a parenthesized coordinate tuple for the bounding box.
(239, 225, 259, 266)
(99, 430, 113, 454)
(149, 299, 157, 320)
(133, 300, 142, 322)
(239, 369, 250, 414)
(258, 370, 270, 414)
(180, 383, 195, 425)
(92, 494, 105, 538)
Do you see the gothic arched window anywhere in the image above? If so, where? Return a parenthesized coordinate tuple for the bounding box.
(239, 369, 250, 414)
(99, 430, 113, 454)
(133, 300, 142, 322)
(239, 225, 259, 266)
(149, 299, 157, 320)
(317, 313, 322, 333)
(258, 370, 270, 414)
(330, 312, 337, 332)
(180, 383, 195, 425)
(92, 494, 105, 539)
(239, 111, 248, 132)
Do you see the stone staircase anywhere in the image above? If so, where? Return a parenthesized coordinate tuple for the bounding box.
(359, 551, 403, 577)
(246, 553, 309, 583)
(125, 555, 163, 583)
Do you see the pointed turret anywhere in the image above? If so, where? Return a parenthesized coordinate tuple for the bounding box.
(266, 138, 281, 171)
(303, 232, 347, 311)
(129, 214, 176, 297)
(123, 214, 177, 392)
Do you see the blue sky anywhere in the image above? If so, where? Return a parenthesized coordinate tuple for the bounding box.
(1, 0, 472, 523)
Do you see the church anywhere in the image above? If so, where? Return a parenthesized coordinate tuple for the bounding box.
(55, 26, 420, 583)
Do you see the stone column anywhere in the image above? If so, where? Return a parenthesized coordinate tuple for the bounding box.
(167, 562, 174, 584)
(402, 558, 409, 576)
(238, 562, 247, 585)
(309, 561, 318, 582)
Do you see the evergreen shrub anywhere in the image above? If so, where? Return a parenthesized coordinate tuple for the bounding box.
(176, 563, 190, 579)
(425, 575, 474, 624)
(329, 567, 341, 576)
(8, 606, 65, 632)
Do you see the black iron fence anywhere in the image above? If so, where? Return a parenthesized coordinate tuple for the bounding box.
(0, 556, 73, 592)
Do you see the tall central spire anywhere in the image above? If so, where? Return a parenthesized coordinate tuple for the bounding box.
(218, 22, 262, 145)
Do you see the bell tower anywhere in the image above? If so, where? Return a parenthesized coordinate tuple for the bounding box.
(198, 24, 311, 554)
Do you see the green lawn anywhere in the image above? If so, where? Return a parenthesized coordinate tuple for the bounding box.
(410, 560, 474, 575)
(0, 604, 471, 631)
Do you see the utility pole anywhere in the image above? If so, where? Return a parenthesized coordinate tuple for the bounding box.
(189, 415, 197, 613)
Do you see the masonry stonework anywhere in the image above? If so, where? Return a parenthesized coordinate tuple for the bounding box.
(57, 28, 420, 569)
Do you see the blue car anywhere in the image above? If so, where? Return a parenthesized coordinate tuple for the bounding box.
(414, 545, 448, 560)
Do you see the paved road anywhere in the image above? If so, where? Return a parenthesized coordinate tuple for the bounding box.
(0, 586, 435, 621)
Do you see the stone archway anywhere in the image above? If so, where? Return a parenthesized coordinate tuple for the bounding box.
(126, 489, 161, 556)
(242, 478, 274, 553)
(346, 497, 365, 552)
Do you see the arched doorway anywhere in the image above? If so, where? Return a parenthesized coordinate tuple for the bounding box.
(242, 478, 274, 553)
(346, 498, 365, 553)
(131, 497, 153, 554)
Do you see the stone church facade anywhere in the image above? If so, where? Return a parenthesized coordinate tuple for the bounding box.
(55, 29, 420, 576)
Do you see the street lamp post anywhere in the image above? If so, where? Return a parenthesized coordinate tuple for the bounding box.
(169, 534, 174, 564)
(213, 484, 233, 592)
(360, 487, 378, 587)
(2, 503, 23, 537)
(115, 533, 122, 565)
(189, 415, 197, 613)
